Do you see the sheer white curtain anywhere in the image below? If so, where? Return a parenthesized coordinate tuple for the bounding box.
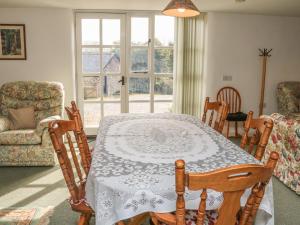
(172, 14, 206, 117)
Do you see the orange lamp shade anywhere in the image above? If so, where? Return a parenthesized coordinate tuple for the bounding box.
(162, 0, 200, 17)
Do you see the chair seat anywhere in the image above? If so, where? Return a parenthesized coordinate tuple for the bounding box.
(159, 209, 239, 225)
(159, 210, 218, 225)
(0, 129, 41, 145)
(185, 210, 218, 225)
(227, 112, 247, 121)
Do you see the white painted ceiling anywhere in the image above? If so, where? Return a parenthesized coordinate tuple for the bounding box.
(0, 0, 300, 17)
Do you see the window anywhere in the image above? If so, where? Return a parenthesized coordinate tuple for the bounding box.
(76, 12, 175, 134)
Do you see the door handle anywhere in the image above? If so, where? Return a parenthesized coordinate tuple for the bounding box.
(118, 76, 125, 85)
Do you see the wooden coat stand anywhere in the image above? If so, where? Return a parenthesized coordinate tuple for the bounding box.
(258, 48, 272, 116)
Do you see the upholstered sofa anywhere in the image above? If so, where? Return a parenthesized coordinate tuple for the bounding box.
(262, 113, 300, 194)
(0, 81, 64, 166)
(277, 81, 300, 119)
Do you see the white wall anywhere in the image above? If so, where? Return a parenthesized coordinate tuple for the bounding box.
(204, 12, 300, 117)
(0, 8, 75, 108)
(1, 9, 300, 119)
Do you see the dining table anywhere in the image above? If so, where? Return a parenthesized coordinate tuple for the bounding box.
(85, 113, 274, 225)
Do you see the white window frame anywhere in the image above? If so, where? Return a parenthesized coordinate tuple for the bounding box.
(75, 11, 175, 134)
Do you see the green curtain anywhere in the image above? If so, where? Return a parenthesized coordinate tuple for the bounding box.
(172, 14, 206, 117)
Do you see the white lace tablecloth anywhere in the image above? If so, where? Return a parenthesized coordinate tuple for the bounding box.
(86, 113, 274, 225)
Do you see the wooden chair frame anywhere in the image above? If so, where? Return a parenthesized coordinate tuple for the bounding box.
(48, 119, 132, 225)
(217, 86, 244, 138)
(202, 97, 229, 134)
(65, 101, 92, 174)
(240, 111, 274, 161)
(151, 152, 278, 225)
(49, 120, 93, 225)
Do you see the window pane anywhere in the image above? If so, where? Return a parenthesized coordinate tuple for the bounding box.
(154, 102, 172, 113)
(102, 48, 120, 73)
(154, 77, 173, 100)
(104, 103, 121, 116)
(81, 19, 99, 45)
(102, 75, 121, 101)
(129, 77, 150, 101)
(155, 16, 174, 47)
(82, 48, 100, 73)
(102, 19, 120, 45)
(154, 48, 173, 74)
(131, 48, 148, 73)
(129, 102, 150, 113)
(83, 76, 101, 100)
(84, 103, 101, 127)
(131, 17, 149, 46)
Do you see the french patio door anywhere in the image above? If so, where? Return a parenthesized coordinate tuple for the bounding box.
(76, 13, 174, 135)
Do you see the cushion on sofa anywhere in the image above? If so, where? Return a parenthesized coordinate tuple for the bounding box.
(0, 129, 41, 145)
(8, 106, 36, 130)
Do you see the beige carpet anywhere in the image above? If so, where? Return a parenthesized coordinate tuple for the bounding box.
(0, 138, 299, 225)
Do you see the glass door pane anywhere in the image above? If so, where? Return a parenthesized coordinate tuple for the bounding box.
(102, 19, 120, 45)
(131, 17, 149, 46)
(81, 19, 100, 45)
(128, 77, 150, 113)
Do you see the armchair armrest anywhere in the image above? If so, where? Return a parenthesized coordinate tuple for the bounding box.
(0, 116, 11, 133)
(36, 115, 61, 135)
(269, 114, 300, 155)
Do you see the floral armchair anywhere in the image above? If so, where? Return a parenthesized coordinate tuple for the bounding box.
(277, 81, 300, 119)
(262, 113, 300, 194)
(0, 81, 64, 166)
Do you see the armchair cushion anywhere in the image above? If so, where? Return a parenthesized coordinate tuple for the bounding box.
(8, 106, 36, 130)
(0, 116, 11, 133)
(0, 129, 41, 145)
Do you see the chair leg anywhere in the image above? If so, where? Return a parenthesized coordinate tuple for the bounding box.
(78, 213, 92, 225)
(149, 212, 160, 225)
(116, 221, 126, 225)
(226, 121, 230, 139)
(235, 121, 238, 137)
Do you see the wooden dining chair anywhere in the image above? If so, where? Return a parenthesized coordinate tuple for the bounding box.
(150, 152, 279, 225)
(65, 101, 92, 174)
(240, 111, 274, 161)
(202, 97, 229, 134)
(48, 120, 125, 225)
(217, 87, 247, 138)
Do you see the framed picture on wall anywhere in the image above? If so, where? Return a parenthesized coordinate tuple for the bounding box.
(0, 24, 26, 60)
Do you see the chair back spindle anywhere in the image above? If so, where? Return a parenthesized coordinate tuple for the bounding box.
(217, 87, 241, 114)
(65, 101, 92, 174)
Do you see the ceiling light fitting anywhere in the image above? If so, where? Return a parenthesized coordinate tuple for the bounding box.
(162, 0, 200, 18)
